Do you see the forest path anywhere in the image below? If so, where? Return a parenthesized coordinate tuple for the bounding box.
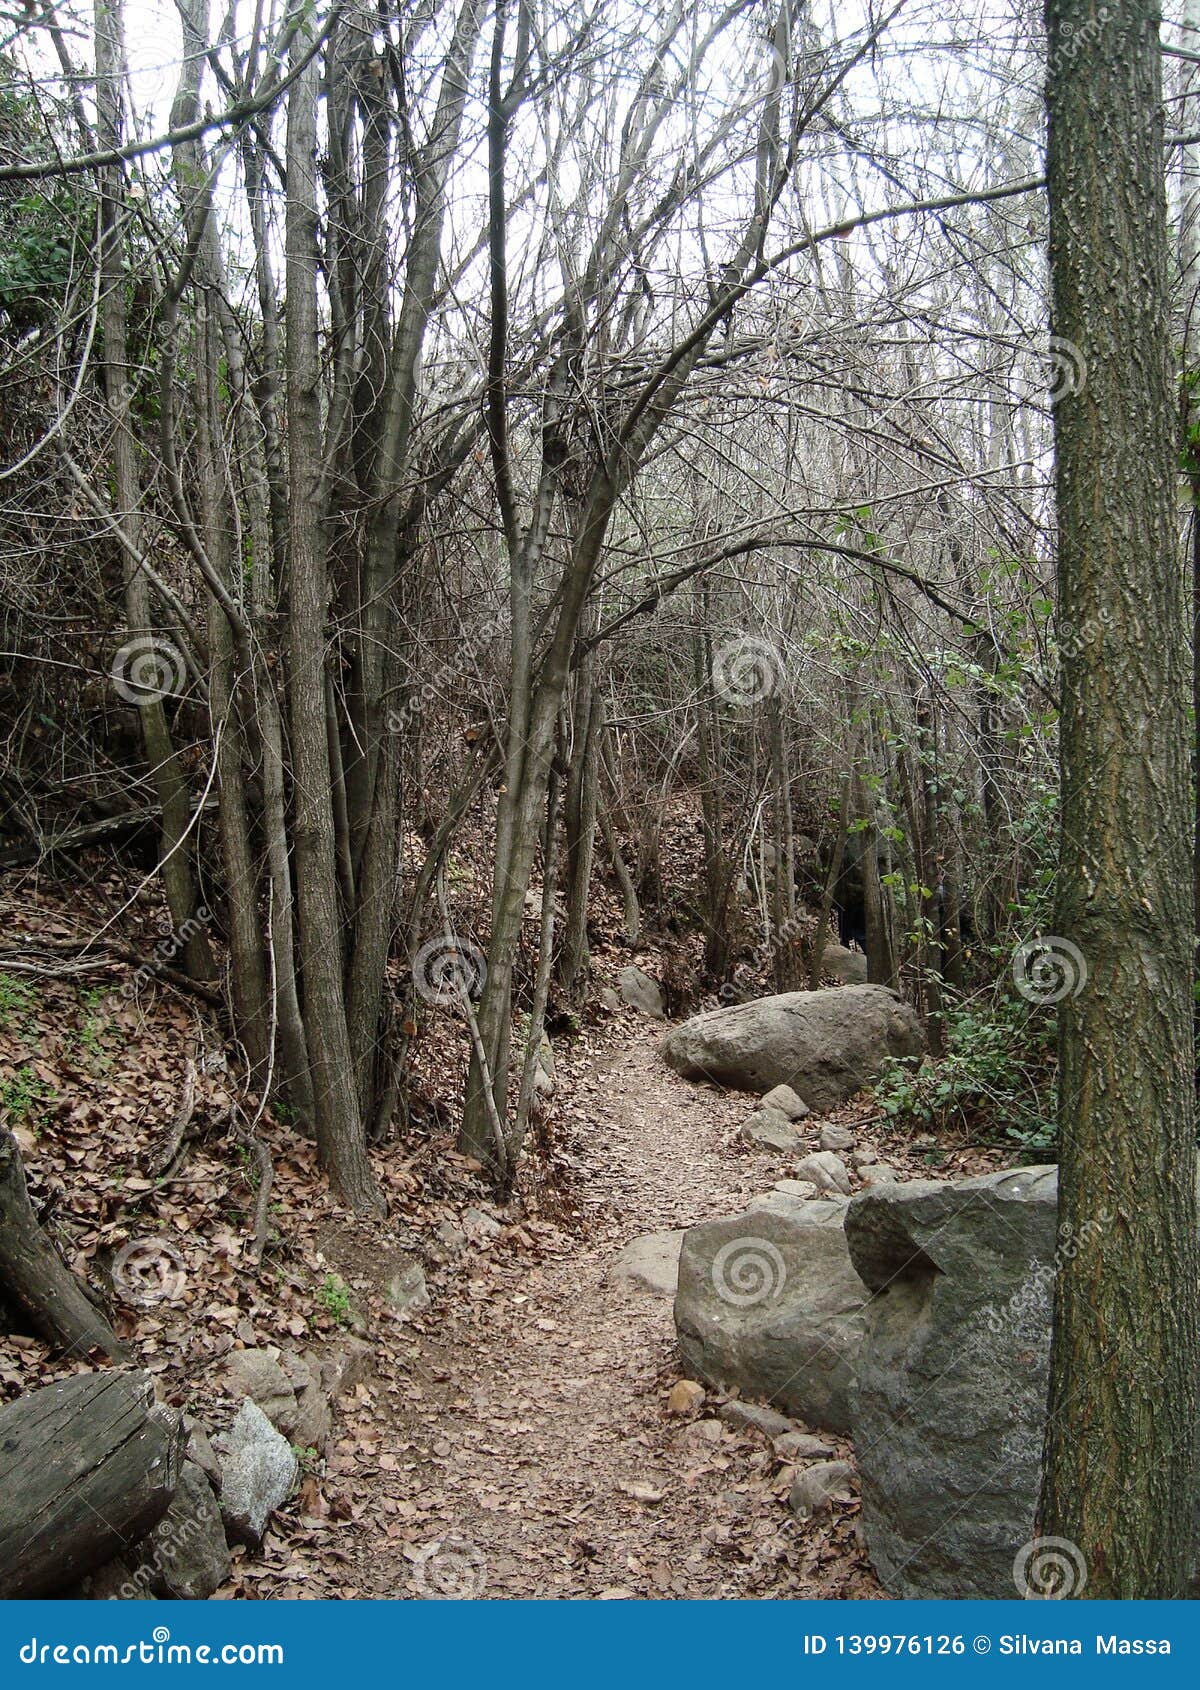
(349, 1020, 839, 1600)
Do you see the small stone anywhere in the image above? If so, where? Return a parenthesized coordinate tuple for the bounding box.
(610, 1230, 685, 1297)
(718, 1400, 794, 1440)
(317, 1338, 373, 1401)
(850, 1148, 880, 1169)
(793, 1150, 852, 1196)
(220, 1349, 296, 1435)
(774, 1430, 836, 1462)
(761, 1084, 810, 1121)
(387, 1261, 431, 1314)
(788, 1459, 856, 1519)
(667, 1379, 706, 1416)
(688, 1417, 726, 1444)
(740, 1109, 803, 1152)
(859, 1162, 900, 1187)
(463, 1205, 502, 1240)
(772, 1178, 819, 1199)
(599, 986, 621, 1011)
(819, 1123, 856, 1153)
(436, 1219, 467, 1252)
(216, 1400, 299, 1549)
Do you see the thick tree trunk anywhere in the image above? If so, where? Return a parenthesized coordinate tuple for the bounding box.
(1039, 0, 1199, 1597)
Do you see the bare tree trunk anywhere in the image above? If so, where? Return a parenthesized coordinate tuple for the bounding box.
(1039, 0, 1199, 1596)
(95, 0, 212, 984)
(559, 667, 603, 998)
(285, 31, 382, 1214)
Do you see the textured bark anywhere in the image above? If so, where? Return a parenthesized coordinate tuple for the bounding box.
(1040, 0, 1200, 1596)
(285, 38, 383, 1214)
(95, 0, 213, 985)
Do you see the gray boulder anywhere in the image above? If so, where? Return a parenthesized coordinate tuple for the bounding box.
(673, 1196, 869, 1433)
(617, 965, 665, 1017)
(815, 944, 869, 985)
(216, 1400, 299, 1549)
(818, 1123, 856, 1153)
(608, 1229, 685, 1297)
(845, 1167, 1059, 1599)
(661, 985, 923, 1113)
(130, 1460, 230, 1599)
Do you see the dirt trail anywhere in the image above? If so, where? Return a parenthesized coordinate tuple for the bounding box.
(346, 1025, 871, 1600)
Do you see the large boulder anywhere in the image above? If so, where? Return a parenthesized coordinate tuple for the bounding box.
(661, 985, 923, 1113)
(673, 1196, 869, 1433)
(844, 1167, 1059, 1599)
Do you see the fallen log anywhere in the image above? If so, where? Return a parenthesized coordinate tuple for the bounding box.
(0, 1128, 126, 1361)
(0, 1371, 185, 1597)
